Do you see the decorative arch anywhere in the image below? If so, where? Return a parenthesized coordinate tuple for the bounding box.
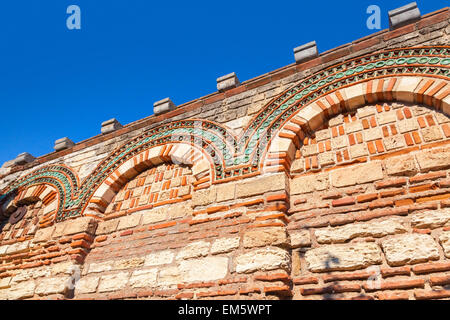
(263, 73, 450, 172)
(81, 142, 212, 218)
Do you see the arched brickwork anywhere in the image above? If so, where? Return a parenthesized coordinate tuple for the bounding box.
(264, 75, 450, 172)
(82, 142, 212, 219)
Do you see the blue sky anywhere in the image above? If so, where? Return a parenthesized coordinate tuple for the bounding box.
(0, 0, 446, 165)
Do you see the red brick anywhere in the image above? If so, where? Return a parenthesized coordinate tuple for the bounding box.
(415, 290, 450, 300)
(332, 197, 356, 207)
(292, 276, 319, 285)
(412, 262, 450, 275)
(430, 275, 450, 287)
(363, 279, 424, 292)
(375, 178, 407, 189)
(301, 284, 360, 296)
(381, 266, 410, 278)
(322, 271, 372, 283)
(357, 193, 379, 203)
(376, 291, 409, 300)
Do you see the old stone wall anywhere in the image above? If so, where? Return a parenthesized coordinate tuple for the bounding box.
(0, 6, 449, 300)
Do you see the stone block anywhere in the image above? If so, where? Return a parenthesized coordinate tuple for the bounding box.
(75, 276, 99, 294)
(415, 146, 450, 172)
(35, 276, 70, 296)
(176, 241, 210, 260)
(98, 272, 129, 293)
(382, 234, 440, 266)
(243, 227, 288, 248)
(64, 217, 98, 236)
(117, 213, 141, 231)
(291, 173, 328, 195)
(96, 219, 119, 235)
(179, 257, 229, 282)
(211, 237, 240, 254)
(385, 154, 417, 176)
(217, 72, 240, 92)
(101, 118, 123, 134)
(331, 162, 383, 187)
(411, 209, 450, 229)
(236, 173, 287, 198)
(388, 2, 421, 30)
(128, 269, 158, 288)
(293, 41, 318, 64)
(153, 98, 175, 116)
(14, 152, 35, 166)
(305, 242, 382, 272)
(54, 137, 75, 152)
(145, 250, 175, 266)
(234, 247, 290, 273)
(315, 218, 407, 244)
(439, 231, 450, 258)
(289, 230, 311, 248)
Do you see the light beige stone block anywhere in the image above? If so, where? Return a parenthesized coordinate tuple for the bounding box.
(382, 234, 440, 266)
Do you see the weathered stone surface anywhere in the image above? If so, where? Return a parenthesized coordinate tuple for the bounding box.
(318, 152, 335, 166)
(236, 174, 287, 198)
(7, 280, 36, 300)
(158, 266, 181, 287)
(384, 135, 406, 151)
(87, 261, 114, 274)
(315, 218, 407, 244)
(63, 217, 98, 236)
(179, 257, 229, 282)
(192, 188, 216, 206)
(349, 144, 368, 158)
(290, 159, 305, 173)
(331, 136, 348, 149)
(439, 231, 450, 258)
(117, 213, 141, 231)
(6, 240, 30, 255)
(12, 266, 51, 283)
(145, 250, 174, 266)
(291, 173, 328, 195)
(33, 226, 54, 243)
(128, 268, 158, 288)
(51, 261, 78, 275)
(344, 121, 363, 133)
(290, 230, 311, 248)
(382, 234, 440, 266)
(243, 227, 288, 248)
(96, 219, 119, 235)
(234, 247, 290, 273)
(141, 208, 167, 225)
(35, 276, 70, 295)
(98, 272, 129, 292)
(357, 106, 376, 118)
(377, 111, 397, 124)
(211, 237, 240, 254)
(176, 241, 210, 260)
(113, 257, 145, 270)
(0, 277, 11, 289)
(364, 128, 382, 141)
(75, 276, 100, 294)
(315, 129, 330, 141)
(331, 162, 383, 187)
(421, 126, 443, 142)
(411, 209, 450, 229)
(215, 183, 236, 202)
(385, 155, 417, 176)
(397, 119, 419, 133)
(416, 146, 450, 172)
(305, 242, 382, 272)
